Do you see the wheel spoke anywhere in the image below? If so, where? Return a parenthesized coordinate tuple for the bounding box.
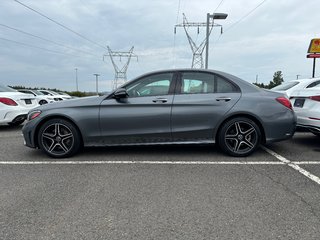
(48, 142, 58, 152)
(59, 142, 69, 153)
(42, 133, 55, 141)
(244, 127, 255, 136)
(235, 122, 242, 134)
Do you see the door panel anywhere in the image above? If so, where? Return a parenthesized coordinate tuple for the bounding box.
(171, 93, 240, 141)
(171, 71, 241, 141)
(99, 96, 174, 144)
(99, 72, 176, 145)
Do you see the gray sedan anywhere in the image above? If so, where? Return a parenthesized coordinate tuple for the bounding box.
(22, 69, 296, 158)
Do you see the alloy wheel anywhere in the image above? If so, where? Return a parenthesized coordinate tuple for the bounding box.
(41, 123, 74, 156)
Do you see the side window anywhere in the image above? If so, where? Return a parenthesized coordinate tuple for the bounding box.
(216, 76, 238, 93)
(307, 80, 320, 88)
(126, 73, 173, 97)
(181, 72, 238, 94)
(181, 72, 214, 94)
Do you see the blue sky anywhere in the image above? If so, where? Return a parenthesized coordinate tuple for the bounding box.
(0, 0, 319, 91)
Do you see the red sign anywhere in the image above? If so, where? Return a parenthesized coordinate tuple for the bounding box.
(307, 53, 320, 58)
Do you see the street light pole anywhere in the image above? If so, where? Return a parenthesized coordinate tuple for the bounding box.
(94, 74, 100, 95)
(205, 13, 228, 69)
(205, 13, 210, 70)
(75, 68, 79, 91)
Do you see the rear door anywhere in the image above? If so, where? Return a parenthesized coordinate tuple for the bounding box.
(171, 71, 241, 142)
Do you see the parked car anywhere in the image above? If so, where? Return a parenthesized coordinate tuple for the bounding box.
(18, 89, 55, 105)
(38, 90, 72, 101)
(290, 87, 320, 136)
(271, 78, 320, 97)
(22, 69, 296, 158)
(0, 84, 38, 126)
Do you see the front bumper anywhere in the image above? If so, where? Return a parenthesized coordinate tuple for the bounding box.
(22, 119, 39, 148)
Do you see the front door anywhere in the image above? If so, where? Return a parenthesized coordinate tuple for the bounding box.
(99, 72, 176, 144)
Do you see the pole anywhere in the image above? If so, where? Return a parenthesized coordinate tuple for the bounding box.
(255, 75, 258, 84)
(312, 58, 316, 78)
(75, 68, 78, 91)
(94, 74, 100, 95)
(205, 13, 210, 69)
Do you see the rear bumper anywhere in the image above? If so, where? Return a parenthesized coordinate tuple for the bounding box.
(0, 109, 29, 124)
(264, 112, 297, 143)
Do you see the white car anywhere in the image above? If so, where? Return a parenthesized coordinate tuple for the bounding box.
(18, 89, 55, 105)
(39, 90, 72, 101)
(0, 84, 39, 126)
(271, 78, 320, 97)
(290, 87, 320, 136)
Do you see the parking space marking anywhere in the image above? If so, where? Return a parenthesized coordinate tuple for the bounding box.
(262, 146, 320, 185)
(0, 161, 286, 165)
(0, 161, 320, 165)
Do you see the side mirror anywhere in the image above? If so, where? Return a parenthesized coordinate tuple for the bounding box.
(113, 88, 128, 99)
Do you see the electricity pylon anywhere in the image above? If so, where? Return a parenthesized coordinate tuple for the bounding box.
(103, 46, 138, 89)
(174, 14, 222, 69)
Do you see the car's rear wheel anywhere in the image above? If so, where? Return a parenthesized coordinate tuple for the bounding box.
(38, 118, 81, 158)
(218, 117, 261, 157)
(39, 99, 48, 105)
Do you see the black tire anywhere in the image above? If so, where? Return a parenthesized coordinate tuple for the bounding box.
(8, 119, 25, 126)
(218, 117, 261, 157)
(38, 118, 81, 158)
(39, 99, 48, 105)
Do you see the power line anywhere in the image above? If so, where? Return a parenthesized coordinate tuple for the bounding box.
(214, 0, 226, 13)
(224, 0, 268, 33)
(12, 0, 108, 51)
(0, 23, 100, 58)
(0, 36, 84, 58)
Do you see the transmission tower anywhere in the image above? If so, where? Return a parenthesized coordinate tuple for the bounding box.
(103, 46, 138, 89)
(174, 14, 222, 69)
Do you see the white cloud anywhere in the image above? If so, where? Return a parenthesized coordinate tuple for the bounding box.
(0, 0, 319, 91)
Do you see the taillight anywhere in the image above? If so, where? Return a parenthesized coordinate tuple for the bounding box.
(0, 97, 18, 106)
(28, 110, 41, 121)
(276, 97, 292, 110)
(309, 95, 320, 101)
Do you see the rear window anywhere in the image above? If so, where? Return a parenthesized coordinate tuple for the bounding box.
(306, 80, 320, 88)
(272, 82, 299, 91)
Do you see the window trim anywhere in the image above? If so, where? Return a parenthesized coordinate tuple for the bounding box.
(175, 70, 241, 95)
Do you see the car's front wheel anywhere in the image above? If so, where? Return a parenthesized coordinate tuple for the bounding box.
(38, 118, 81, 158)
(218, 117, 261, 157)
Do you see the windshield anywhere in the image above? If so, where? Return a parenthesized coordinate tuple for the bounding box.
(0, 84, 16, 92)
(271, 81, 299, 91)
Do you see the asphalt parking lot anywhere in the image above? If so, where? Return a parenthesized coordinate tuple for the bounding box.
(0, 125, 320, 240)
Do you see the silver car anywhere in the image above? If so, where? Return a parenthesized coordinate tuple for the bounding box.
(22, 69, 296, 158)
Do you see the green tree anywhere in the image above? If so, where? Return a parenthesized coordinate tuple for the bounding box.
(253, 71, 284, 89)
(268, 71, 284, 89)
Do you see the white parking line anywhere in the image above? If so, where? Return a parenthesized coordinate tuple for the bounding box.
(0, 161, 286, 165)
(0, 160, 320, 165)
(261, 146, 320, 185)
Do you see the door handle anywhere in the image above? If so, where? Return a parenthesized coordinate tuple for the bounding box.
(216, 97, 231, 102)
(152, 98, 168, 103)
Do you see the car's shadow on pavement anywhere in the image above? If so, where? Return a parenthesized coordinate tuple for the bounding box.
(0, 124, 23, 131)
(292, 132, 320, 151)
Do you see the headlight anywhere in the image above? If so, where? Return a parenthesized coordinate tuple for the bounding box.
(28, 110, 42, 121)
